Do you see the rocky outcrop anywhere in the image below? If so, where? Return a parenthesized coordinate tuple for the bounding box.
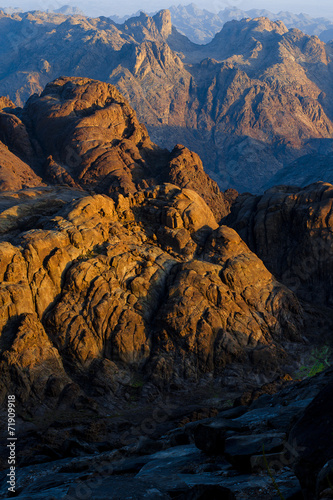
(0, 98, 38, 165)
(225, 181, 333, 306)
(22, 77, 161, 196)
(0, 182, 305, 413)
(0, 76, 233, 220)
(0, 313, 70, 405)
(289, 379, 333, 499)
(163, 144, 236, 221)
(0, 140, 43, 191)
(2, 362, 333, 499)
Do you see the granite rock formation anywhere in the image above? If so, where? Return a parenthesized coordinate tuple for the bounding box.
(0, 74, 331, 500)
(0, 76, 231, 220)
(0, 140, 42, 191)
(0, 76, 332, 422)
(0, 182, 304, 414)
(226, 181, 333, 307)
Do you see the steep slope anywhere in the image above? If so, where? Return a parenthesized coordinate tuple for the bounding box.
(265, 151, 333, 188)
(0, 140, 43, 190)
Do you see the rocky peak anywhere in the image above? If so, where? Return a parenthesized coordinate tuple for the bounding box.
(0, 76, 234, 220)
(214, 16, 288, 42)
(163, 144, 233, 221)
(23, 76, 154, 181)
(172, 15, 290, 68)
(153, 9, 172, 39)
(124, 9, 172, 42)
(250, 16, 288, 35)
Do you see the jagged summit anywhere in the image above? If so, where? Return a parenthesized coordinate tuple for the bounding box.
(123, 9, 172, 41)
(220, 16, 289, 35)
(167, 3, 333, 44)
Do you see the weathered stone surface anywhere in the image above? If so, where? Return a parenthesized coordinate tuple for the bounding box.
(2, 77, 295, 418)
(0, 101, 38, 165)
(0, 140, 42, 191)
(226, 181, 333, 306)
(22, 76, 161, 196)
(193, 418, 245, 455)
(0, 313, 70, 404)
(163, 144, 233, 221)
(316, 459, 333, 500)
(0, 182, 305, 413)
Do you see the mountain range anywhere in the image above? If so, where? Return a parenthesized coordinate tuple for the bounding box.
(1, 9, 333, 191)
(110, 3, 333, 44)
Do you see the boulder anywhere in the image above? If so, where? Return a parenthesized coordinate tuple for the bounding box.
(224, 432, 286, 472)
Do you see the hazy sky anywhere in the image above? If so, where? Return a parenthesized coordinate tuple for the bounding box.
(1, 0, 332, 19)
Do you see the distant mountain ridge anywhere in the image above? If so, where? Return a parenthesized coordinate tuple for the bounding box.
(109, 3, 333, 44)
(2, 3, 332, 44)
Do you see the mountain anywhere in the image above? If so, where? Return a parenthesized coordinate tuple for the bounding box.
(0, 10, 333, 191)
(108, 4, 333, 45)
(52, 5, 84, 15)
(166, 4, 333, 44)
